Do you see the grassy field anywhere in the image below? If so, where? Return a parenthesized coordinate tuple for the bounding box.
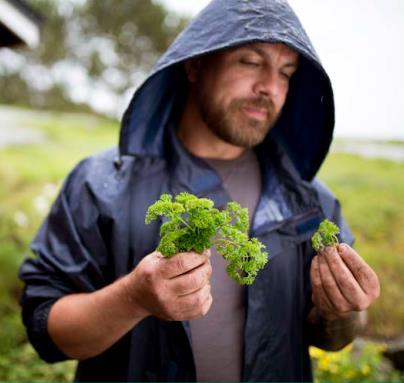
(0, 108, 118, 380)
(0, 106, 403, 381)
(318, 153, 404, 339)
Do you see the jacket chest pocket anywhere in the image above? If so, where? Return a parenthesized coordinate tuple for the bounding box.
(259, 208, 323, 252)
(253, 208, 324, 286)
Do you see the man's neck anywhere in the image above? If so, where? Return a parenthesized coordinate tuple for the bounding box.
(177, 95, 246, 160)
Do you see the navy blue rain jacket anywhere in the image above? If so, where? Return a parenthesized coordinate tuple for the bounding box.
(19, 0, 354, 381)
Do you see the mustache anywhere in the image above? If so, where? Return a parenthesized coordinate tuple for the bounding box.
(235, 97, 274, 114)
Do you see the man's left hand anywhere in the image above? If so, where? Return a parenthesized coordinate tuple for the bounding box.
(310, 243, 380, 321)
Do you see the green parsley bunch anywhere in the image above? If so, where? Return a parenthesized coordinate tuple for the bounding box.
(145, 192, 268, 285)
(311, 219, 340, 252)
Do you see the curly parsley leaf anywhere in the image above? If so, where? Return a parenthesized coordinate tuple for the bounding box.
(311, 219, 340, 252)
(145, 192, 268, 285)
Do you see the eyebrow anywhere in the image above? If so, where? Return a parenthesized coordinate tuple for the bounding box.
(240, 46, 299, 69)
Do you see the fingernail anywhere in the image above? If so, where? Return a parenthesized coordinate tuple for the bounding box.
(338, 243, 347, 252)
(325, 246, 334, 255)
(318, 246, 328, 256)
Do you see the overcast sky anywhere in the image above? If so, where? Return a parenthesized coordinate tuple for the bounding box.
(157, 0, 404, 140)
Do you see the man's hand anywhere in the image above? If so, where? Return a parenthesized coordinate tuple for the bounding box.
(125, 250, 213, 321)
(47, 250, 212, 360)
(310, 243, 380, 321)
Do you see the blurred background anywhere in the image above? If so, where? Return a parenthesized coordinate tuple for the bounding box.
(0, 0, 403, 381)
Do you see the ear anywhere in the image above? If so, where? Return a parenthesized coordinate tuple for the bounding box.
(184, 58, 202, 83)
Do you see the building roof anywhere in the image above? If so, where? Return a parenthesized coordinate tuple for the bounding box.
(0, 0, 42, 48)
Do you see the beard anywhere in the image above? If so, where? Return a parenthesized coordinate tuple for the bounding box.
(196, 86, 280, 148)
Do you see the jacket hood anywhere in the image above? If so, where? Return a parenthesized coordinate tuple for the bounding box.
(120, 0, 335, 181)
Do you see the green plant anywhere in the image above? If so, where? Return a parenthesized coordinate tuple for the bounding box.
(145, 192, 268, 285)
(310, 341, 404, 383)
(0, 343, 76, 381)
(311, 219, 340, 252)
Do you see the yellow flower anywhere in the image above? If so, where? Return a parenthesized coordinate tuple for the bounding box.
(309, 346, 326, 359)
(377, 343, 387, 353)
(361, 365, 370, 375)
(318, 356, 330, 371)
(328, 352, 342, 363)
(342, 343, 353, 353)
(345, 370, 354, 379)
(329, 364, 338, 374)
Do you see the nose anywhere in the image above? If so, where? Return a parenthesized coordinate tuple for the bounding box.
(252, 69, 280, 99)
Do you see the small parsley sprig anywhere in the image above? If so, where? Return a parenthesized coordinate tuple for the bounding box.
(145, 192, 268, 285)
(311, 219, 340, 252)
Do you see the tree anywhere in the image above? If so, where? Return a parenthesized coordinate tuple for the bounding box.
(0, 0, 188, 114)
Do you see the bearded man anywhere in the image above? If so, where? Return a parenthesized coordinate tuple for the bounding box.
(19, 1, 379, 381)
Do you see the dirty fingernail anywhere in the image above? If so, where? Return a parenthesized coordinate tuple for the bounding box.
(338, 243, 347, 252)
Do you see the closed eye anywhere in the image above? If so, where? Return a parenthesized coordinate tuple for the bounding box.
(239, 59, 260, 67)
(280, 69, 297, 80)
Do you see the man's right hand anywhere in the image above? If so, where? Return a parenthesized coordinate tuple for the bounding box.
(47, 249, 212, 360)
(125, 250, 213, 321)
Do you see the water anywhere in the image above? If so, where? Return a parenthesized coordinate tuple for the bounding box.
(331, 141, 404, 163)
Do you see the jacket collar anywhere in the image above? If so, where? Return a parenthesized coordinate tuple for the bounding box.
(162, 121, 321, 236)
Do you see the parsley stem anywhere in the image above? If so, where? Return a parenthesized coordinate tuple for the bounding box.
(177, 214, 192, 230)
(213, 238, 236, 246)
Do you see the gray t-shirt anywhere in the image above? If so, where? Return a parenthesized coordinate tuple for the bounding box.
(189, 149, 262, 382)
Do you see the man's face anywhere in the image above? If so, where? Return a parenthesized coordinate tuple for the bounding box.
(189, 43, 299, 148)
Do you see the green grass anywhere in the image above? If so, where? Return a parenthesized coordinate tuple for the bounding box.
(311, 342, 403, 383)
(0, 108, 118, 381)
(0, 106, 403, 380)
(318, 154, 404, 339)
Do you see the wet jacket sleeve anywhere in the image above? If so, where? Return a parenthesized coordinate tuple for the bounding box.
(19, 158, 109, 363)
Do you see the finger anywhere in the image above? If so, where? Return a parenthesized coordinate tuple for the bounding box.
(337, 244, 380, 298)
(161, 250, 210, 279)
(181, 291, 213, 321)
(310, 256, 334, 313)
(176, 283, 212, 315)
(189, 285, 213, 319)
(170, 259, 212, 296)
(200, 291, 213, 316)
(317, 252, 353, 312)
(321, 246, 369, 306)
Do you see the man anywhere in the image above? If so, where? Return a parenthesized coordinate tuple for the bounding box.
(19, 0, 380, 381)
